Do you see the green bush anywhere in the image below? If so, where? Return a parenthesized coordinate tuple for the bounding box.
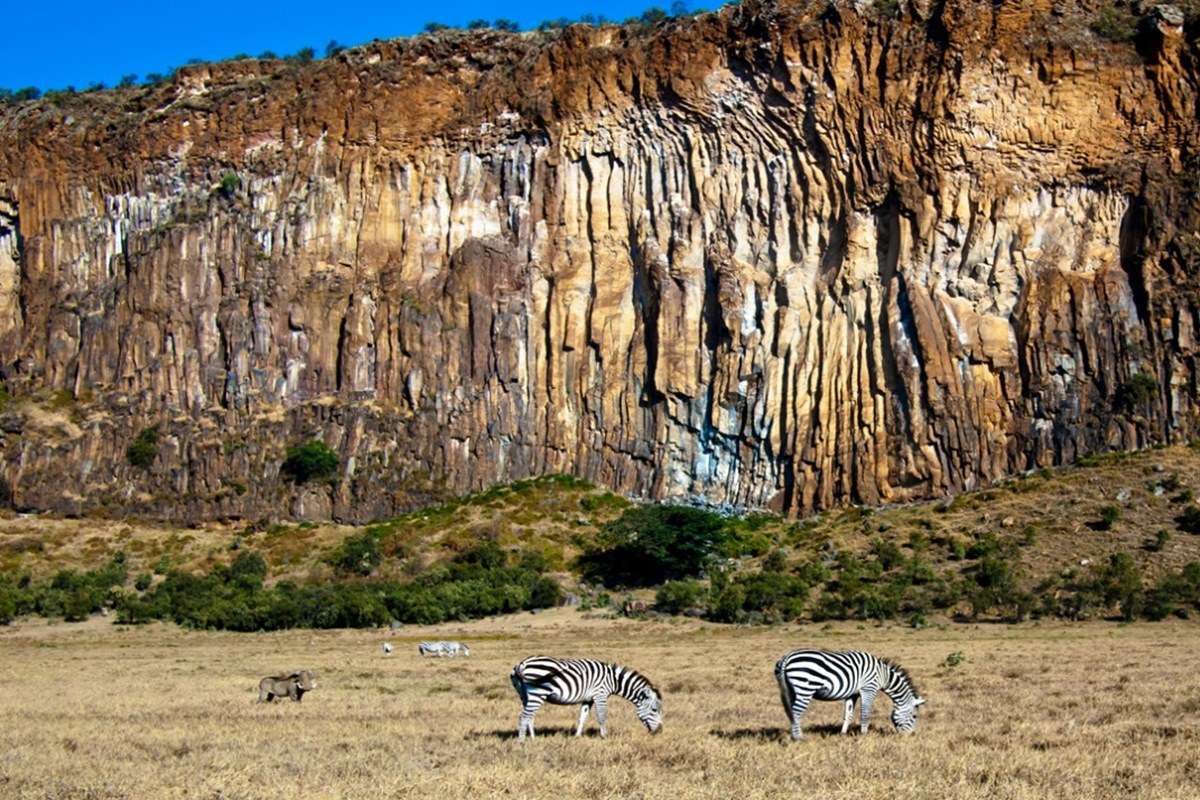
(134, 573, 152, 591)
(126, 425, 159, 469)
(281, 440, 339, 483)
(1096, 505, 1122, 531)
(0, 580, 19, 624)
(870, 538, 904, 570)
(217, 172, 240, 197)
(578, 505, 731, 587)
(329, 530, 383, 576)
(110, 539, 562, 631)
(1115, 372, 1157, 411)
(1093, 553, 1144, 621)
(1090, 4, 1139, 43)
(655, 580, 705, 615)
(1147, 530, 1171, 552)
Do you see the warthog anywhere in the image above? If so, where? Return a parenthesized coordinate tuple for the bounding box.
(258, 670, 317, 702)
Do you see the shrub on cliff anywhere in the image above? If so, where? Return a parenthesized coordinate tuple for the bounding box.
(1091, 4, 1139, 42)
(1115, 372, 1158, 412)
(126, 426, 159, 469)
(281, 440, 339, 484)
(578, 504, 731, 587)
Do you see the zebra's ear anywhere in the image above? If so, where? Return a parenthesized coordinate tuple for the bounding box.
(914, 697, 926, 706)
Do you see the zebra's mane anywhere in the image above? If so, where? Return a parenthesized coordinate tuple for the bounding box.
(879, 657, 919, 697)
(619, 664, 659, 698)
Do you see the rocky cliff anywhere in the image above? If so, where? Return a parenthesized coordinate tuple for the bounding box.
(0, 0, 1197, 523)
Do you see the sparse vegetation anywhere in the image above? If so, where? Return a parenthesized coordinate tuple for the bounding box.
(1090, 3, 1139, 43)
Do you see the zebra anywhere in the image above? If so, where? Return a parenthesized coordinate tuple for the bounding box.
(510, 656, 663, 740)
(774, 649, 925, 740)
(418, 641, 470, 658)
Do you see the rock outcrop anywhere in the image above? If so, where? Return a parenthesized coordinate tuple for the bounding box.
(0, 0, 1197, 522)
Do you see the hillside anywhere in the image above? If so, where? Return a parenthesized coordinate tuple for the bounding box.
(3, 443, 1200, 624)
(0, 1, 1198, 523)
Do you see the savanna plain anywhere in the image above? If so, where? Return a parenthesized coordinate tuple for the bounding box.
(2, 612, 1198, 800)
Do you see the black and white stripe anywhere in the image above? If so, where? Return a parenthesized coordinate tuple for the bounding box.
(510, 656, 663, 740)
(775, 649, 925, 740)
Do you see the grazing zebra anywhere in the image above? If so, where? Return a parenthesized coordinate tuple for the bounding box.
(510, 656, 663, 740)
(775, 649, 925, 740)
(418, 641, 470, 658)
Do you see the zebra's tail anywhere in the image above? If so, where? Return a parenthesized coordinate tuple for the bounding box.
(774, 657, 794, 719)
(510, 663, 529, 704)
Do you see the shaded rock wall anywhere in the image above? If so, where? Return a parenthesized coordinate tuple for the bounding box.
(0, 0, 1198, 522)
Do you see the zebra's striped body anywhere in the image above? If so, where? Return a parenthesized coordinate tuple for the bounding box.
(775, 649, 925, 740)
(418, 641, 470, 658)
(510, 656, 663, 740)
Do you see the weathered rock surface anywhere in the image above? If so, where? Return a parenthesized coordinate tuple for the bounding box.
(0, 0, 1197, 523)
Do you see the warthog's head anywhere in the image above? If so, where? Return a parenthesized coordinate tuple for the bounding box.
(292, 670, 317, 691)
(634, 687, 663, 734)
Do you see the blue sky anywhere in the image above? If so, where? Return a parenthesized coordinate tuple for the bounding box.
(4, 1, 724, 92)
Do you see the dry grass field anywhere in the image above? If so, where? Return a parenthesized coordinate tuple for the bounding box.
(3, 612, 1199, 799)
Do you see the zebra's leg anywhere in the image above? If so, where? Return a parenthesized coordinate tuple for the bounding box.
(595, 695, 610, 739)
(789, 691, 814, 741)
(859, 688, 877, 734)
(518, 696, 544, 741)
(841, 697, 857, 735)
(575, 703, 592, 737)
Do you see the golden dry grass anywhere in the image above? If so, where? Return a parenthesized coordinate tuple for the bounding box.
(2, 612, 1199, 799)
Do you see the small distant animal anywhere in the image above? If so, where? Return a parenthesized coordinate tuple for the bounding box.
(418, 641, 470, 658)
(622, 599, 647, 617)
(510, 656, 663, 740)
(258, 670, 317, 703)
(382, 642, 394, 655)
(775, 649, 924, 740)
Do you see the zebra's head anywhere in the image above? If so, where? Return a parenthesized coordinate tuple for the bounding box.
(634, 688, 663, 734)
(891, 696, 925, 733)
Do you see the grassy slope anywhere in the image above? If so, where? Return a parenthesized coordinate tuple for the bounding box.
(3, 445, 1200, 594)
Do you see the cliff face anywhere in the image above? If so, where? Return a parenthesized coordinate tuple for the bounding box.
(0, 0, 1197, 523)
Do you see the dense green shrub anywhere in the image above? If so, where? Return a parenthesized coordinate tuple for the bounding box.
(329, 530, 383, 576)
(112, 540, 561, 631)
(655, 580, 705, 614)
(578, 505, 731, 587)
(126, 425, 159, 468)
(0, 579, 19, 624)
(281, 440, 339, 483)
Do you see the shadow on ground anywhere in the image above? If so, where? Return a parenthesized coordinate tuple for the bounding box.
(466, 726, 603, 740)
(710, 723, 846, 741)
